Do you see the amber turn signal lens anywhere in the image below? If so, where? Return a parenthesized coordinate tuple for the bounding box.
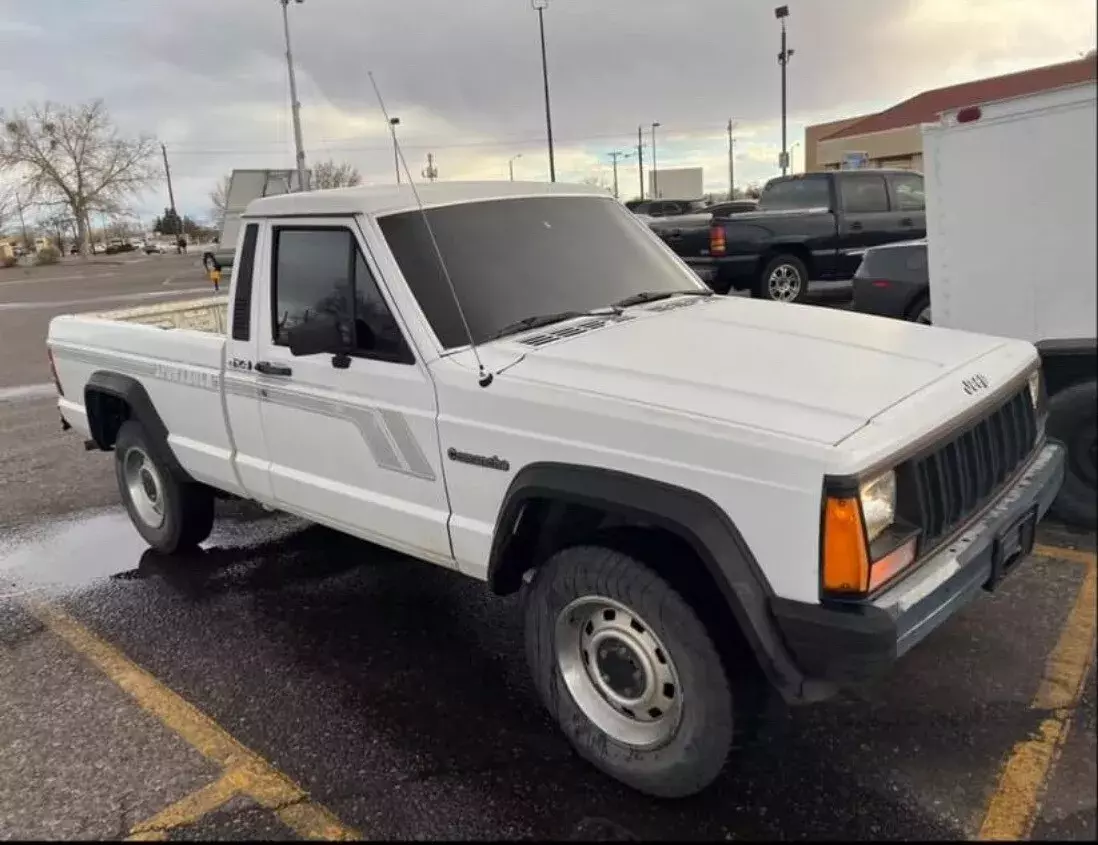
(822, 497, 869, 594)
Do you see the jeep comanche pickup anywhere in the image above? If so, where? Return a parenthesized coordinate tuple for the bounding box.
(47, 182, 1064, 799)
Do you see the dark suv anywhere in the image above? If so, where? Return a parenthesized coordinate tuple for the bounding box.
(851, 239, 930, 323)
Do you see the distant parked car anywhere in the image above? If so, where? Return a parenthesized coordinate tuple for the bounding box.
(629, 199, 710, 218)
(851, 239, 930, 324)
(144, 241, 167, 255)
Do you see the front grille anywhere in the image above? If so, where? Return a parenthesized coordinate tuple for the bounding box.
(904, 386, 1038, 551)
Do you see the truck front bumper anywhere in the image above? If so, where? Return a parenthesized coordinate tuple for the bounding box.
(769, 441, 1066, 686)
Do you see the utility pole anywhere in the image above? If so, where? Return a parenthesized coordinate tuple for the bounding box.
(508, 153, 523, 181)
(727, 119, 737, 199)
(279, 0, 310, 191)
(607, 150, 632, 200)
(160, 142, 180, 237)
(421, 152, 439, 182)
(532, 0, 556, 181)
(776, 5, 794, 176)
(636, 125, 645, 200)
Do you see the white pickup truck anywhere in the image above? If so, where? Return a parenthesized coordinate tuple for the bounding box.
(47, 182, 1064, 798)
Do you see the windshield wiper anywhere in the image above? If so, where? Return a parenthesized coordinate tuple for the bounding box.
(489, 310, 587, 340)
(489, 306, 626, 341)
(611, 289, 714, 308)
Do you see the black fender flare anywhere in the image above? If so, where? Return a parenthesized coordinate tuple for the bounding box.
(487, 462, 821, 702)
(1036, 338, 1098, 397)
(84, 371, 194, 482)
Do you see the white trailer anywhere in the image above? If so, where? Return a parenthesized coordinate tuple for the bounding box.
(923, 79, 1097, 526)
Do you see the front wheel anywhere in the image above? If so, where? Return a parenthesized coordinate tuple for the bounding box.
(524, 542, 735, 798)
(114, 420, 215, 553)
(755, 254, 809, 303)
(1048, 380, 1098, 529)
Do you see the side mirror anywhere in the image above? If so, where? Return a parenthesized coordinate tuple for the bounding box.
(287, 315, 346, 357)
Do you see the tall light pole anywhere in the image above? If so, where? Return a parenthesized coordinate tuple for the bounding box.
(279, 0, 310, 191)
(789, 140, 801, 174)
(650, 122, 661, 198)
(532, 0, 556, 182)
(160, 142, 180, 238)
(636, 125, 645, 200)
(727, 119, 737, 199)
(607, 150, 633, 200)
(389, 117, 401, 184)
(509, 153, 523, 181)
(775, 5, 794, 177)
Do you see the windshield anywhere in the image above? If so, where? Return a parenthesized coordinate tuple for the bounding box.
(378, 196, 703, 348)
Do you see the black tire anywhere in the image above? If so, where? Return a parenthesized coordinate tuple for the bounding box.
(1047, 380, 1097, 529)
(524, 541, 738, 798)
(754, 254, 809, 303)
(114, 420, 215, 553)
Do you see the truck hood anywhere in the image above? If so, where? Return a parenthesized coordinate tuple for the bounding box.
(498, 297, 1009, 445)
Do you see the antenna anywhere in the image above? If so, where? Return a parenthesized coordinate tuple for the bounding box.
(368, 71, 494, 388)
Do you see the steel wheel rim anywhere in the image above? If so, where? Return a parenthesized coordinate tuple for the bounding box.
(555, 596, 683, 749)
(917, 303, 932, 324)
(123, 447, 166, 529)
(767, 264, 802, 302)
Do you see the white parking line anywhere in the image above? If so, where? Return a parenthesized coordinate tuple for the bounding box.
(0, 272, 119, 288)
(0, 288, 212, 312)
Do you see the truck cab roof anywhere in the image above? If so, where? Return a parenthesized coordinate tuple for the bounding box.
(243, 181, 606, 220)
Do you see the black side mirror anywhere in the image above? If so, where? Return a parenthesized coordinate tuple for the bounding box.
(287, 315, 346, 358)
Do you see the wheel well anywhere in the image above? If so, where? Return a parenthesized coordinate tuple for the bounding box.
(86, 389, 132, 450)
(757, 244, 814, 282)
(490, 498, 757, 669)
(903, 289, 930, 322)
(1040, 348, 1098, 398)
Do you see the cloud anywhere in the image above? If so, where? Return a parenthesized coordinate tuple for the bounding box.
(0, 0, 1093, 223)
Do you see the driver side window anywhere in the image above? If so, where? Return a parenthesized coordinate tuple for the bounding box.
(271, 227, 413, 364)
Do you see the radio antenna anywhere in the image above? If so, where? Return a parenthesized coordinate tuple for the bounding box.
(368, 71, 493, 388)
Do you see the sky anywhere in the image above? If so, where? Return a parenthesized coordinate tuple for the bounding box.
(0, 0, 1095, 228)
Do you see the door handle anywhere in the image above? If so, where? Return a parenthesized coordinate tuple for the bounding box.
(255, 361, 292, 377)
(900, 217, 914, 227)
(850, 221, 863, 231)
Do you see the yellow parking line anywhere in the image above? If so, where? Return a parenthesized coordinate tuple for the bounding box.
(977, 555, 1096, 841)
(27, 600, 361, 841)
(1032, 544, 1097, 566)
(127, 767, 247, 838)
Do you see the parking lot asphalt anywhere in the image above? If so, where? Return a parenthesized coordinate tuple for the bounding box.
(1, 269, 1094, 841)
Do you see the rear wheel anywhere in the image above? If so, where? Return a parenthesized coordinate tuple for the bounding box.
(1048, 380, 1098, 529)
(524, 541, 740, 798)
(755, 254, 809, 303)
(115, 420, 215, 553)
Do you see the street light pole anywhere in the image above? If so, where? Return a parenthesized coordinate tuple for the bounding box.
(650, 122, 661, 198)
(279, 0, 310, 191)
(532, 0, 556, 182)
(775, 5, 793, 177)
(636, 125, 645, 200)
(509, 153, 523, 181)
(389, 117, 401, 184)
(727, 119, 737, 199)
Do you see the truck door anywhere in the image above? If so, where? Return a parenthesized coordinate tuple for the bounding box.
(885, 172, 927, 240)
(835, 172, 896, 276)
(252, 218, 453, 564)
(222, 222, 276, 504)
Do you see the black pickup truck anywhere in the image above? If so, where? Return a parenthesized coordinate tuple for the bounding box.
(650, 169, 927, 303)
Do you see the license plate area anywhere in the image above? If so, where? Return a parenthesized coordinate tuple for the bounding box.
(985, 506, 1037, 591)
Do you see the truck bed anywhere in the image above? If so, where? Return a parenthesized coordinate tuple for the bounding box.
(92, 296, 228, 333)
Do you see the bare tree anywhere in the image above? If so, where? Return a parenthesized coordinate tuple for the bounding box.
(0, 100, 159, 255)
(209, 173, 230, 221)
(312, 159, 362, 189)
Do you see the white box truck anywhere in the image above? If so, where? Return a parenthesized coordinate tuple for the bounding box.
(923, 79, 1096, 527)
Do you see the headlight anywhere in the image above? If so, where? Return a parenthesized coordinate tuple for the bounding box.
(859, 470, 896, 544)
(1027, 369, 1041, 410)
